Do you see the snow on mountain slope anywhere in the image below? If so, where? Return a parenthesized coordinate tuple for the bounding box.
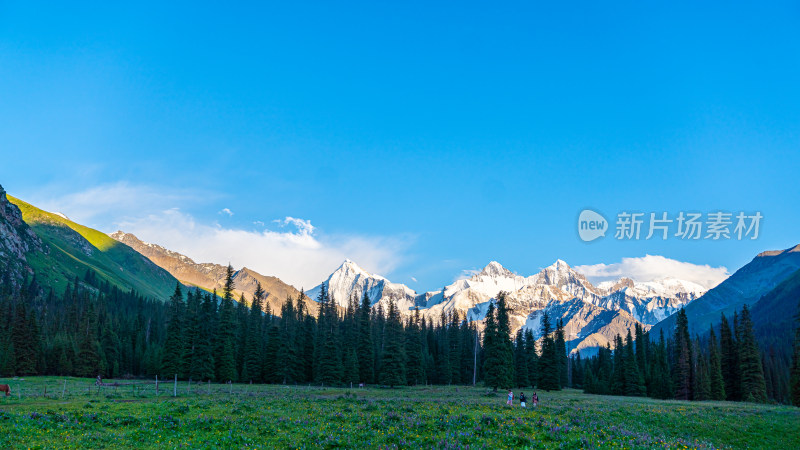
(306, 259, 418, 312)
(310, 258, 707, 354)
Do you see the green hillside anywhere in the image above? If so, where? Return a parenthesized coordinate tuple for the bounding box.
(7, 195, 177, 300)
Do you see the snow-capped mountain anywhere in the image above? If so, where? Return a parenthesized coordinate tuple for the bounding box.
(311, 258, 708, 355)
(306, 259, 418, 312)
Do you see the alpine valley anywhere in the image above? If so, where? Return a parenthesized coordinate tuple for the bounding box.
(2, 184, 799, 360)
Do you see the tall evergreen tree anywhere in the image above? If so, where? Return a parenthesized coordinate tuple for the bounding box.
(161, 283, 185, 378)
(791, 297, 800, 407)
(737, 305, 767, 403)
(719, 313, 739, 401)
(672, 308, 693, 400)
(405, 308, 425, 385)
(708, 326, 726, 401)
(243, 282, 265, 382)
(538, 309, 560, 391)
(214, 265, 238, 382)
(513, 328, 529, 387)
(356, 292, 374, 384)
(379, 299, 406, 387)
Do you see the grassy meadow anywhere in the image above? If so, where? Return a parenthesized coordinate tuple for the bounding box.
(0, 376, 797, 449)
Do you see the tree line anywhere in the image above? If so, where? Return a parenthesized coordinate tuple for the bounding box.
(1, 267, 799, 406)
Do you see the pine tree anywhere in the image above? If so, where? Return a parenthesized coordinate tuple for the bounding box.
(719, 313, 739, 401)
(405, 308, 425, 385)
(624, 329, 646, 396)
(243, 282, 264, 382)
(379, 299, 406, 387)
(555, 319, 568, 388)
(214, 266, 238, 382)
(483, 293, 514, 390)
(791, 297, 800, 407)
(524, 329, 538, 388)
(513, 329, 529, 387)
(672, 308, 693, 400)
(161, 283, 185, 378)
(356, 292, 374, 384)
(708, 326, 726, 401)
(538, 309, 560, 391)
(737, 305, 767, 403)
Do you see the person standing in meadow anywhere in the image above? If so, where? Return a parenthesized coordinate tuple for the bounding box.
(519, 392, 527, 408)
(506, 390, 513, 406)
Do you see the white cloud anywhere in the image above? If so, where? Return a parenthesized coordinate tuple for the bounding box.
(454, 269, 480, 282)
(411, 277, 418, 283)
(574, 255, 729, 289)
(117, 209, 411, 290)
(29, 182, 206, 227)
(30, 183, 412, 291)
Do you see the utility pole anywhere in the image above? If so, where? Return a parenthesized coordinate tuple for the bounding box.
(473, 328, 480, 386)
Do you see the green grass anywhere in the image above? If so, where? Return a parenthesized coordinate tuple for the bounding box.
(0, 377, 797, 449)
(8, 196, 178, 300)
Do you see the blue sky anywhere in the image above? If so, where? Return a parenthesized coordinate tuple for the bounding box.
(2, 1, 799, 291)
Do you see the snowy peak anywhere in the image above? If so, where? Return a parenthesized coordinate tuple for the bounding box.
(311, 259, 416, 311)
(478, 261, 514, 278)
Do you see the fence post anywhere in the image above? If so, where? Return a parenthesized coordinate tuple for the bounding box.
(62, 379, 66, 399)
(174, 374, 177, 397)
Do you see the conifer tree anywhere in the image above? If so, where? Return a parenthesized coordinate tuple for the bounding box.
(524, 328, 538, 387)
(162, 283, 185, 378)
(538, 309, 560, 391)
(214, 266, 238, 382)
(708, 326, 726, 401)
(737, 305, 767, 403)
(719, 313, 739, 401)
(379, 299, 406, 387)
(243, 282, 264, 382)
(791, 297, 800, 407)
(513, 328, 529, 387)
(672, 308, 693, 400)
(356, 292, 374, 384)
(405, 307, 425, 385)
(555, 319, 568, 387)
(624, 329, 646, 396)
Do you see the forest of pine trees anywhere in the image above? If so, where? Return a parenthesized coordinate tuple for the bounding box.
(1, 268, 799, 405)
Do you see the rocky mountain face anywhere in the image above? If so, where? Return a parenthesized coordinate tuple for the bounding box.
(0, 184, 43, 285)
(110, 231, 318, 314)
(650, 244, 800, 337)
(2, 186, 178, 299)
(309, 258, 707, 355)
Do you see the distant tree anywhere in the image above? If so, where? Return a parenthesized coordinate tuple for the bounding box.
(405, 308, 425, 385)
(672, 308, 693, 400)
(161, 283, 185, 378)
(738, 305, 767, 403)
(555, 319, 568, 387)
(214, 266, 238, 382)
(356, 292, 374, 384)
(708, 326, 726, 401)
(791, 298, 800, 407)
(379, 299, 406, 387)
(513, 328, 529, 387)
(538, 309, 560, 391)
(242, 282, 265, 382)
(719, 313, 739, 401)
(624, 330, 646, 396)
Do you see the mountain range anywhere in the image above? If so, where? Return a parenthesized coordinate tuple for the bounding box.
(109, 231, 319, 314)
(306, 258, 707, 354)
(2, 183, 798, 358)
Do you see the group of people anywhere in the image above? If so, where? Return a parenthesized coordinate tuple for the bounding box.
(506, 390, 538, 408)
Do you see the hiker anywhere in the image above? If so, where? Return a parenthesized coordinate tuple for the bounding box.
(506, 390, 513, 406)
(519, 392, 527, 408)
(532, 392, 539, 407)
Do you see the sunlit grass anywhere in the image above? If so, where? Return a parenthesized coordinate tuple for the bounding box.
(0, 377, 797, 449)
